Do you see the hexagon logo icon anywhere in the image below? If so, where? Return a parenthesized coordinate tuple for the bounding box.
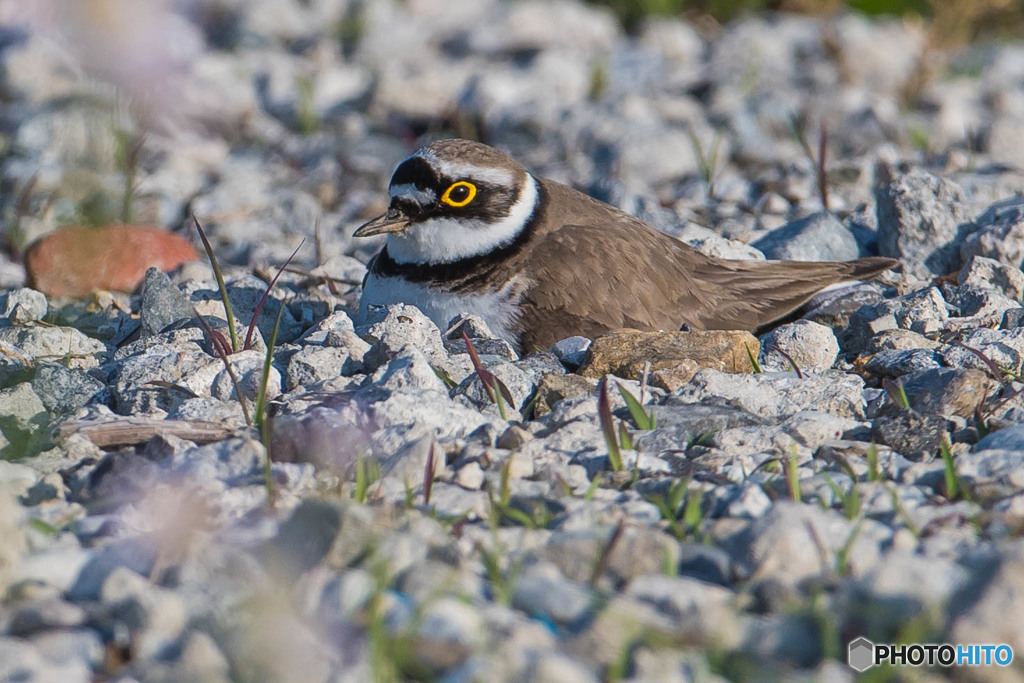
(848, 637, 875, 672)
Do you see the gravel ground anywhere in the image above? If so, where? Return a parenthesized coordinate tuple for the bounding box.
(3, 1, 1024, 680)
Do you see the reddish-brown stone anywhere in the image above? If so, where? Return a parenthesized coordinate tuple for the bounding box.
(24, 225, 199, 298)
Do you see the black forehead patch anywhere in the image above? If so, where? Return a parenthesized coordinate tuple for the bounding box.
(389, 156, 440, 191)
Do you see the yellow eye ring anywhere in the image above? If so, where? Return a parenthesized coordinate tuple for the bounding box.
(441, 181, 477, 207)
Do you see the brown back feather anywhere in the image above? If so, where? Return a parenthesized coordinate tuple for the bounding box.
(515, 179, 896, 351)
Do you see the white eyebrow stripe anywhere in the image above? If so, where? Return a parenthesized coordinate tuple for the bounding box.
(388, 184, 436, 203)
(413, 150, 516, 186)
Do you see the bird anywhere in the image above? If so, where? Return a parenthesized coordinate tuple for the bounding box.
(354, 139, 897, 353)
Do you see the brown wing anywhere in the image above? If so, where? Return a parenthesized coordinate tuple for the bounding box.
(518, 223, 714, 351)
(517, 221, 895, 351)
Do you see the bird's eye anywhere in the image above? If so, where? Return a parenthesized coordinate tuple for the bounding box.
(440, 181, 476, 208)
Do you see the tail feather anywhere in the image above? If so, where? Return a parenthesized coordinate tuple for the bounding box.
(690, 256, 898, 332)
(842, 256, 899, 280)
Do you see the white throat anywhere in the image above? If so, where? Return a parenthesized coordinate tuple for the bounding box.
(386, 175, 539, 265)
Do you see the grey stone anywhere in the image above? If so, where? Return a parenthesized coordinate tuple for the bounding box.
(418, 482, 490, 520)
(512, 563, 593, 627)
(629, 646, 715, 683)
(444, 313, 498, 340)
(1003, 309, 1024, 331)
(260, 499, 376, 576)
(12, 545, 92, 594)
(0, 382, 50, 459)
(220, 604, 335, 683)
(413, 597, 484, 672)
(551, 336, 592, 369)
(312, 568, 375, 621)
(544, 527, 682, 586)
(1003, 309, 1024, 329)
(677, 542, 733, 586)
(2, 287, 48, 322)
(513, 351, 566, 384)
(940, 327, 1024, 376)
(752, 211, 860, 261)
(625, 574, 733, 632)
(372, 345, 449, 394)
(377, 435, 444, 485)
(708, 425, 803, 461)
(371, 385, 502, 440)
(284, 345, 354, 389)
(166, 397, 246, 426)
(324, 328, 371, 365)
(101, 566, 188, 661)
(758, 320, 839, 373)
(0, 340, 34, 388)
(897, 367, 995, 418)
(0, 491, 25, 593)
(111, 344, 223, 414)
(961, 196, 1024, 269)
(221, 280, 303, 345)
(635, 403, 765, 457)
(532, 374, 596, 418)
(167, 631, 232, 681)
(804, 284, 889, 338)
(956, 450, 1024, 500)
(866, 329, 939, 352)
(0, 635, 92, 681)
(737, 501, 891, 586)
(565, 594, 677, 669)
(140, 267, 195, 337)
(31, 364, 104, 415)
(943, 284, 1021, 321)
(210, 350, 282, 403)
(0, 460, 39, 499)
(846, 287, 948, 353)
(167, 437, 265, 483)
(524, 651, 600, 683)
(28, 628, 104, 672)
(269, 400, 371, 474)
(975, 424, 1024, 453)
(453, 361, 535, 414)
(455, 460, 486, 489)
(780, 411, 862, 447)
(738, 612, 825, 668)
(871, 409, 947, 460)
(683, 230, 766, 260)
(466, 0, 618, 54)
(713, 482, 773, 518)
(959, 255, 1024, 301)
(358, 303, 448, 370)
(668, 370, 866, 420)
(863, 348, 943, 378)
(876, 168, 973, 279)
(950, 543, 1024, 660)
(0, 325, 108, 369)
(68, 538, 158, 601)
(448, 337, 519, 361)
(114, 325, 206, 361)
(300, 311, 355, 343)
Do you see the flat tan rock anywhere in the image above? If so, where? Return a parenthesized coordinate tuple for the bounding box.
(648, 360, 701, 391)
(25, 225, 198, 298)
(532, 373, 598, 417)
(578, 329, 760, 380)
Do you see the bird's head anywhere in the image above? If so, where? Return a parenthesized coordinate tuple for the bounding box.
(354, 139, 539, 264)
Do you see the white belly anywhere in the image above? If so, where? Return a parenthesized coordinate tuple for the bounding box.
(359, 273, 523, 348)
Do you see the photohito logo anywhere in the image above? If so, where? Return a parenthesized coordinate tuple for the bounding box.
(848, 637, 1014, 672)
